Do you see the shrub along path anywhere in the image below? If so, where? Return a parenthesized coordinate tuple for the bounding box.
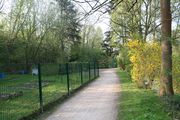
(41, 69, 120, 120)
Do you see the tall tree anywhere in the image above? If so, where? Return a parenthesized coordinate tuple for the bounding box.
(159, 0, 174, 96)
(55, 0, 81, 62)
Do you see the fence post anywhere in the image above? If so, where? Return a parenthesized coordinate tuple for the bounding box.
(94, 61, 96, 78)
(38, 63, 43, 113)
(88, 62, 91, 81)
(66, 63, 70, 95)
(59, 64, 63, 82)
(97, 62, 99, 77)
(80, 63, 83, 85)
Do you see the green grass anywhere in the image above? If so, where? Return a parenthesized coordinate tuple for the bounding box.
(116, 69, 171, 120)
(0, 74, 68, 120)
(0, 71, 91, 120)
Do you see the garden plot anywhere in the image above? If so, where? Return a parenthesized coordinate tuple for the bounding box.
(0, 80, 55, 101)
(0, 91, 23, 100)
(15, 81, 51, 89)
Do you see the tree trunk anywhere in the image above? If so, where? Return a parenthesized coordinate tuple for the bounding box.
(159, 0, 174, 96)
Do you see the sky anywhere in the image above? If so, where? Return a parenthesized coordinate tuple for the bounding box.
(1, 0, 11, 13)
(73, 0, 110, 34)
(1, 0, 178, 37)
(84, 12, 110, 35)
(73, 0, 179, 35)
(91, 12, 110, 34)
(1, 0, 110, 35)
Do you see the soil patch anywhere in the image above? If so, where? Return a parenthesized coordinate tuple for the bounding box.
(0, 91, 23, 100)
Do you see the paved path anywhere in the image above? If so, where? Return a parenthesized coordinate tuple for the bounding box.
(44, 69, 120, 120)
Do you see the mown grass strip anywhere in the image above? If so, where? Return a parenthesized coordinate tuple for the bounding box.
(117, 69, 171, 120)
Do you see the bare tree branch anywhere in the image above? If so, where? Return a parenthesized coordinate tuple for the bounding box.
(0, 0, 4, 12)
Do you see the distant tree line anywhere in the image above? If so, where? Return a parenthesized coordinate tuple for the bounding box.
(0, 0, 105, 67)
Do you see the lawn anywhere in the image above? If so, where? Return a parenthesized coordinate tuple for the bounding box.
(0, 69, 91, 120)
(0, 74, 68, 120)
(116, 69, 172, 120)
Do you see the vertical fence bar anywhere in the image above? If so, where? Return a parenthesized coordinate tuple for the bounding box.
(88, 62, 91, 81)
(80, 63, 83, 85)
(38, 63, 43, 113)
(66, 63, 70, 95)
(97, 62, 99, 76)
(59, 64, 63, 82)
(94, 61, 96, 78)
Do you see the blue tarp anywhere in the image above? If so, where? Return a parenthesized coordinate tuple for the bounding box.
(0, 73, 5, 79)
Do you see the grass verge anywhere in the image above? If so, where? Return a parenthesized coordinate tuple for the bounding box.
(0, 72, 90, 120)
(116, 69, 171, 120)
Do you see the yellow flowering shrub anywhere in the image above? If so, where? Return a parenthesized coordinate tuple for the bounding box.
(126, 40, 180, 93)
(127, 40, 161, 88)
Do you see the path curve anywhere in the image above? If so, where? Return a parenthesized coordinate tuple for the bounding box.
(44, 69, 120, 120)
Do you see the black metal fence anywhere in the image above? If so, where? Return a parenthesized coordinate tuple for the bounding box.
(0, 62, 99, 120)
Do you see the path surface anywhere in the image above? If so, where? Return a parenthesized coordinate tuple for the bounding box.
(44, 69, 120, 120)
